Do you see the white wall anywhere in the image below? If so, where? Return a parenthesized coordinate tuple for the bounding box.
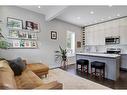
(0, 6, 82, 68)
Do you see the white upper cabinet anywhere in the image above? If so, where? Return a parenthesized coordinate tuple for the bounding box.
(119, 18, 127, 44)
(85, 17, 127, 46)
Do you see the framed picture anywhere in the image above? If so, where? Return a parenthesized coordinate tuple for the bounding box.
(51, 31, 57, 40)
(24, 40, 31, 48)
(28, 33, 37, 39)
(26, 21, 33, 30)
(77, 41, 81, 48)
(30, 41, 37, 48)
(7, 17, 23, 29)
(12, 40, 20, 48)
(18, 31, 28, 39)
(26, 21, 39, 32)
(9, 30, 19, 38)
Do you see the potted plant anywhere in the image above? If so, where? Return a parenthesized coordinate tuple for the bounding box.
(59, 45, 67, 61)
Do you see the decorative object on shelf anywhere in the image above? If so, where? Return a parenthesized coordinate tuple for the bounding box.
(28, 33, 37, 39)
(51, 31, 57, 40)
(7, 17, 23, 29)
(18, 31, 28, 39)
(77, 41, 81, 48)
(9, 30, 19, 38)
(12, 40, 20, 48)
(11, 40, 37, 48)
(26, 21, 39, 32)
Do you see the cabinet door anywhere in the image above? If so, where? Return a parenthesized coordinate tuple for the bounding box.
(85, 27, 94, 45)
(120, 26, 127, 44)
(119, 18, 127, 44)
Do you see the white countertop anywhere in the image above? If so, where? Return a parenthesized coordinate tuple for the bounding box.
(76, 53, 120, 58)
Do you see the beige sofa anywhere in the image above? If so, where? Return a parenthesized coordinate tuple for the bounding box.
(0, 60, 62, 89)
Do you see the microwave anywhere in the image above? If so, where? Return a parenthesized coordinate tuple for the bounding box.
(105, 36, 120, 45)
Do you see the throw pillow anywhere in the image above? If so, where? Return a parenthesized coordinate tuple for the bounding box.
(8, 57, 26, 76)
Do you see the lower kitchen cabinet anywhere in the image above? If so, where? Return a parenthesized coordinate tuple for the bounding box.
(121, 54, 127, 69)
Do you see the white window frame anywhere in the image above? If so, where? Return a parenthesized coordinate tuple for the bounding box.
(66, 31, 75, 57)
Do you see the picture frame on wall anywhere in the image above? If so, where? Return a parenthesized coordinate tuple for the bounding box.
(77, 41, 81, 48)
(9, 30, 19, 38)
(12, 40, 20, 48)
(18, 31, 28, 39)
(7, 17, 23, 29)
(30, 41, 38, 48)
(26, 21, 39, 32)
(51, 31, 57, 40)
(28, 33, 37, 39)
(26, 21, 33, 30)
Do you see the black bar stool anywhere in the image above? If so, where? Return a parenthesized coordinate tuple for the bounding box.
(91, 61, 105, 78)
(76, 59, 89, 74)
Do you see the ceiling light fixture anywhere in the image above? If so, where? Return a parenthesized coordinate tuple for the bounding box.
(108, 16, 111, 19)
(101, 18, 104, 21)
(38, 6, 41, 8)
(90, 11, 94, 14)
(77, 17, 81, 19)
(108, 5, 112, 7)
(117, 14, 120, 17)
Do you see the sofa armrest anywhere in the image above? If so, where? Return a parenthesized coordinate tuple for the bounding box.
(34, 81, 63, 89)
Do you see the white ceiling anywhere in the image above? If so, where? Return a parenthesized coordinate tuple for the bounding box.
(19, 6, 127, 27)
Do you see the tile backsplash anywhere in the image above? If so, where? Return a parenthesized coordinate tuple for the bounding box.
(84, 45, 127, 54)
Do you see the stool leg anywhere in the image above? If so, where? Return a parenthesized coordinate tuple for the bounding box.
(87, 64, 89, 75)
(103, 68, 105, 78)
(99, 69, 102, 79)
(95, 68, 96, 76)
(91, 67, 92, 78)
(76, 64, 78, 70)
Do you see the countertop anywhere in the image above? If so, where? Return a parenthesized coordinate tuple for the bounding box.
(76, 53, 120, 58)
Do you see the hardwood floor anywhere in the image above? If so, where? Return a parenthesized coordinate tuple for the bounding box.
(61, 64, 127, 89)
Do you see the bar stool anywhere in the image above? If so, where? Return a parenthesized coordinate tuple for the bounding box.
(76, 59, 89, 74)
(91, 61, 105, 78)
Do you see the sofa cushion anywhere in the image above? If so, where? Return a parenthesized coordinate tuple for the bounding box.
(0, 60, 17, 89)
(8, 57, 26, 76)
(15, 67, 43, 89)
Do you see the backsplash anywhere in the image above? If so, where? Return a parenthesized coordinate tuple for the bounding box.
(84, 45, 127, 54)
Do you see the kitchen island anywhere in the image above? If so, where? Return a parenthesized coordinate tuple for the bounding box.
(76, 53, 121, 81)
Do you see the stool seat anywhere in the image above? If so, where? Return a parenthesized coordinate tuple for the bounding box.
(77, 59, 89, 65)
(91, 61, 105, 69)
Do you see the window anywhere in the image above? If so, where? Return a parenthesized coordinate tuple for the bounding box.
(66, 31, 75, 57)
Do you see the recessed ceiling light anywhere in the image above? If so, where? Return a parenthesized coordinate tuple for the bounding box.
(90, 11, 94, 14)
(101, 18, 104, 21)
(38, 6, 41, 8)
(117, 14, 120, 17)
(108, 5, 112, 7)
(108, 16, 111, 19)
(77, 17, 81, 19)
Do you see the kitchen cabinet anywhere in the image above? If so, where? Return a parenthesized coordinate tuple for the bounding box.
(84, 17, 127, 46)
(85, 24, 105, 45)
(119, 18, 127, 44)
(121, 54, 127, 69)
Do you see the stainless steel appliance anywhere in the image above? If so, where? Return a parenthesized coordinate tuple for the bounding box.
(106, 48, 121, 54)
(105, 36, 120, 45)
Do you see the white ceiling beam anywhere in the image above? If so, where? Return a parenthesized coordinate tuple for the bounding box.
(45, 6, 68, 21)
